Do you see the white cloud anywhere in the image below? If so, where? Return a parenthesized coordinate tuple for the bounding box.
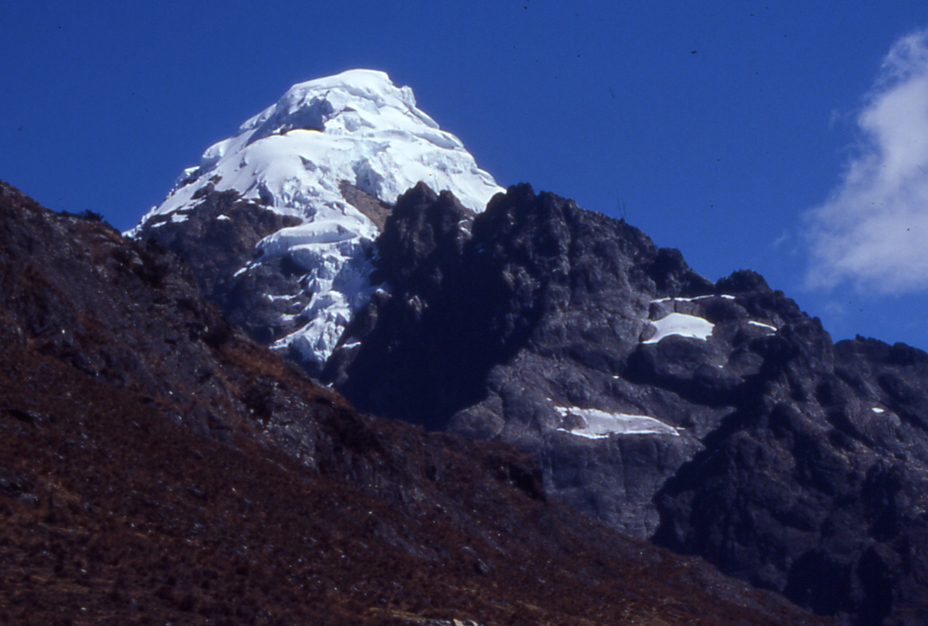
(805, 28, 928, 294)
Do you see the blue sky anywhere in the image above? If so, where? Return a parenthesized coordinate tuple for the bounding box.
(5, 1, 928, 350)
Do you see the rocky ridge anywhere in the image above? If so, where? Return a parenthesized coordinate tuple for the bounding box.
(329, 183, 798, 538)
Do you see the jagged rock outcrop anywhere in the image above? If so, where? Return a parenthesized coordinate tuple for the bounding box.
(329, 183, 795, 540)
(653, 330, 928, 626)
(325, 183, 928, 624)
(0, 179, 831, 625)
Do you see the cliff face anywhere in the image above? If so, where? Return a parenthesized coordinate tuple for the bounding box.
(326, 183, 928, 624)
(0, 179, 829, 625)
(653, 332, 928, 625)
(328, 183, 792, 539)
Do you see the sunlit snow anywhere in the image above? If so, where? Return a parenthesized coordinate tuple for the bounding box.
(651, 294, 735, 303)
(643, 313, 715, 344)
(555, 406, 680, 438)
(130, 69, 503, 368)
(748, 321, 778, 332)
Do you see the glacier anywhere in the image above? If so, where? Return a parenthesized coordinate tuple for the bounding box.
(130, 69, 503, 368)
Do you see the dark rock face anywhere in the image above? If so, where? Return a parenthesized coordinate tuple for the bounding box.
(0, 180, 830, 625)
(326, 183, 928, 624)
(653, 332, 928, 625)
(132, 188, 305, 345)
(329, 184, 795, 540)
(334, 183, 715, 429)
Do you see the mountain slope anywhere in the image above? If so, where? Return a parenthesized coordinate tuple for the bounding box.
(0, 181, 832, 625)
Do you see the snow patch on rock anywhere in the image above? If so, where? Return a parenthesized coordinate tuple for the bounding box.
(555, 406, 680, 438)
(652, 294, 735, 303)
(643, 312, 715, 344)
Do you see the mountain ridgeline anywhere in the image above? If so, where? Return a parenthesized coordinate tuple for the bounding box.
(139, 178, 928, 625)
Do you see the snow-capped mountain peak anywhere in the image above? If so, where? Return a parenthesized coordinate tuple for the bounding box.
(240, 69, 441, 144)
(140, 69, 500, 220)
(130, 69, 503, 370)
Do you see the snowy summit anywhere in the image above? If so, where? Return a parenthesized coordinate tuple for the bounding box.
(131, 69, 502, 368)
